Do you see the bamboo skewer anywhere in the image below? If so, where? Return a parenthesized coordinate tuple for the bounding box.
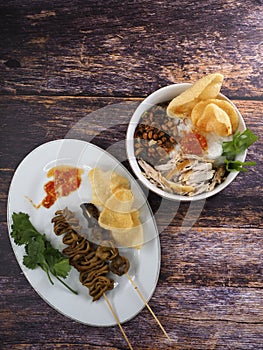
(53, 208, 167, 348)
(125, 272, 171, 342)
(76, 205, 169, 344)
(103, 293, 134, 350)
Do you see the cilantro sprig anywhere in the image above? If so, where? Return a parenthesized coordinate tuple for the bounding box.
(11, 212, 78, 295)
(222, 129, 258, 172)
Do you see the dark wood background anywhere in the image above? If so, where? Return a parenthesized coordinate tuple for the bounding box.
(0, 1, 262, 349)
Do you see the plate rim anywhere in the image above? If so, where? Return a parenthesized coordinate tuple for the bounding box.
(7, 138, 161, 326)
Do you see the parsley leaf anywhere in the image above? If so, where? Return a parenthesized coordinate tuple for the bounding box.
(11, 212, 77, 294)
(23, 235, 46, 269)
(11, 212, 40, 245)
(53, 259, 71, 278)
(44, 241, 71, 279)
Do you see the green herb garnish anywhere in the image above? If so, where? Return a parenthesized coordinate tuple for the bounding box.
(224, 159, 257, 172)
(222, 129, 258, 172)
(11, 212, 78, 295)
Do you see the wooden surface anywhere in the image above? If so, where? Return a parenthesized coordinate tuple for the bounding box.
(0, 1, 262, 349)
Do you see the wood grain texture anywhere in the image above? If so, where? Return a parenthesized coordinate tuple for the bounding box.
(1, 1, 263, 349)
(1, 96, 262, 349)
(1, 96, 262, 226)
(0, 0, 262, 97)
(1, 269, 263, 350)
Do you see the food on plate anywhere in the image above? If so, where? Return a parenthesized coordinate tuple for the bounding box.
(89, 167, 144, 249)
(52, 207, 134, 347)
(96, 240, 119, 261)
(134, 74, 258, 196)
(88, 168, 129, 206)
(110, 211, 144, 250)
(99, 208, 134, 230)
(105, 188, 134, 213)
(28, 165, 84, 209)
(76, 203, 167, 342)
(10, 212, 78, 294)
(99, 206, 143, 249)
(82, 199, 143, 250)
(80, 202, 100, 225)
(110, 254, 130, 276)
(80, 202, 112, 243)
(52, 207, 130, 301)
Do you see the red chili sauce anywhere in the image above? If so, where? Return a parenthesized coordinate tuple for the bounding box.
(180, 131, 208, 155)
(41, 165, 83, 208)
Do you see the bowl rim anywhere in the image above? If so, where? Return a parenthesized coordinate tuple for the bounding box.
(126, 83, 247, 201)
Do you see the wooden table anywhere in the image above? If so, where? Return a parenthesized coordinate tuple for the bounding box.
(0, 1, 262, 349)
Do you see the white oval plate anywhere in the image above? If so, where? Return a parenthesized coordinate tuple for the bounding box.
(7, 139, 160, 326)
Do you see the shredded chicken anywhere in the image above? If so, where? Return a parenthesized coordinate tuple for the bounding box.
(138, 152, 225, 196)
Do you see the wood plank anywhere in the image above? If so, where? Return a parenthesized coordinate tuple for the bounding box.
(0, 1, 262, 97)
(1, 96, 262, 226)
(1, 322, 263, 350)
(1, 2, 262, 349)
(1, 96, 261, 165)
(160, 228, 263, 288)
(1, 276, 263, 349)
(2, 220, 263, 289)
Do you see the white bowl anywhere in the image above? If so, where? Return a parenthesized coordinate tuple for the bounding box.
(126, 83, 247, 201)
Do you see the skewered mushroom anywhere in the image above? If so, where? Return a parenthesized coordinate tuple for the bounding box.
(110, 255, 130, 276)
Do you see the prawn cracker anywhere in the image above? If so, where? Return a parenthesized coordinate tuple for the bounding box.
(88, 168, 130, 206)
(110, 172, 130, 193)
(196, 103, 232, 136)
(191, 98, 239, 135)
(167, 73, 224, 117)
(111, 211, 144, 249)
(89, 167, 144, 248)
(98, 208, 134, 230)
(105, 188, 134, 213)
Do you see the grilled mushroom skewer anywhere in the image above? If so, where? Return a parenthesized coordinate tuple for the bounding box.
(80, 203, 171, 342)
(51, 208, 115, 301)
(80, 203, 130, 276)
(52, 207, 133, 349)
